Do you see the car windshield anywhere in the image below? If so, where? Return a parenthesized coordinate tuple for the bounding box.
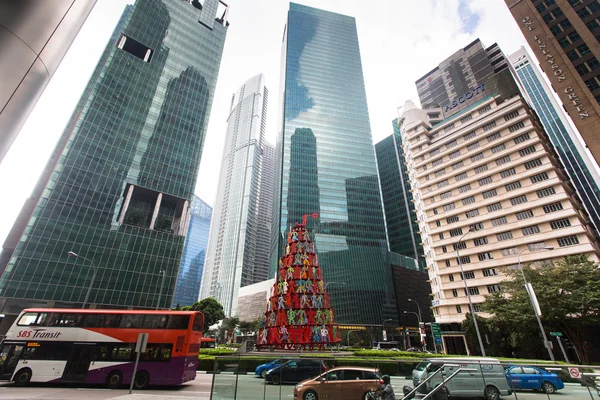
(415, 362, 430, 371)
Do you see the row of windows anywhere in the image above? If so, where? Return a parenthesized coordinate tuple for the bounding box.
(19, 341, 173, 362)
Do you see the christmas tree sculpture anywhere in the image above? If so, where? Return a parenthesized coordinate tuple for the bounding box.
(257, 213, 341, 350)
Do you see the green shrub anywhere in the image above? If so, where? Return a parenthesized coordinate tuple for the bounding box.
(198, 355, 215, 371)
(200, 348, 237, 356)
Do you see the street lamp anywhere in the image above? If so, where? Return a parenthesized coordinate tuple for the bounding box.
(408, 298, 422, 322)
(67, 251, 98, 309)
(456, 227, 486, 357)
(382, 318, 392, 341)
(517, 246, 555, 361)
(156, 270, 166, 310)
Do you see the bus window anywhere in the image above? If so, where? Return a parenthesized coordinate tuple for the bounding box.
(47, 313, 82, 327)
(140, 344, 172, 362)
(142, 315, 168, 329)
(192, 314, 203, 331)
(17, 312, 48, 326)
(82, 314, 121, 328)
(167, 315, 190, 330)
(111, 344, 135, 361)
(119, 314, 144, 329)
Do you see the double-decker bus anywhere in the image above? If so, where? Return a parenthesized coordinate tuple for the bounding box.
(200, 337, 216, 349)
(0, 308, 203, 388)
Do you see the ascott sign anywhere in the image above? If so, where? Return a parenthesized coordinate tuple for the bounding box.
(520, 16, 590, 120)
(444, 84, 486, 112)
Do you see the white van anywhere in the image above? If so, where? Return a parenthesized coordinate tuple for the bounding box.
(410, 357, 512, 400)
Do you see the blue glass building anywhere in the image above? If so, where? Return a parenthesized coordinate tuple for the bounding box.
(272, 3, 397, 325)
(375, 120, 426, 271)
(510, 47, 600, 235)
(172, 195, 212, 307)
(0, 0, 228, 316)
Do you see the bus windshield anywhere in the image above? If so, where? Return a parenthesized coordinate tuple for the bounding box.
(0, 308, 204, 387)
(376, 341, 400, 350)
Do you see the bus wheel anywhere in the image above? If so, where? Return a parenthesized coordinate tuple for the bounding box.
(13, 368, 32, 386)
(106, 371, 123, 388)
(133, 371, 150, 390)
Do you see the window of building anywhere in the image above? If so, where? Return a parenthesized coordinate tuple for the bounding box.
(531, 172, 550, 183)
(558, 235, 580, 247)
(479, 120, 496, 132)
(495, 155, 511, 165)
(452, 289, 459, 297)
(522, 225, 541, 236)
(456, 305, 462, 314)
(550, 218, 572, 229)
(504, 110, 520, 121)
(450, 228, 464, 237)
(528, 241, 547, 251)
(449, 150, 461, 159)
(483, 268, 498, 277)
(453, 241, 467, 251)
(446, 215, 459, 224)
(543, 202, 564, 213)
(463, 131, 477, 141)
(467, 142, 481, 151)
(466, 209, 480, 218)
(482, 189, 498, 199)
(462, 196, 476, 206)
(487, 132, 502, 142)
(510, 194, 528, 205)
(478, 176, 493, 186)
(474, 237, 488, 246)
(455, 172, 468, 181)
(439, 233, 444, 240)
(468, 287, 481, 295)
(435, 169, 446, 177)
(471, 152, 484, 162)
(479, 105, 492, 114)
(508, 121, 526, 132)
(585, 77, 600, 91)
(516, 209, 534, 220)
(496, 231, 513, 241)
(474, 164, 489, 174)
(470, 222, 484, 231)
(449, 274, 454, 281)
(118, 35, 154, 63)
(500, 168, 516, 178)
(430, 149, 441, 157)
(474, 304, 484, 312)
(438, 180, 449, 188)
(461, 271, 475, 279)
(457, 256, 472, 265)
(442, 246, 447, 253)
(445, 260, 451, 267)
(446, 139, 457, 148)
(443, 203, 456, 211)
(440, 191, 452, 199)
(458, 184, 472, 193)
(536, 186, 556, 198)
(524, 158, 543, 169)
(436, 220, 441, 227)
(452, 160, 464, 170)
(505, 181, 522, 191)
(514, 132, 531, 144)
(487, 202, 502, 212)
(501, 247, 519, 256)
(489, 214, 508, 227)
(461, 115, 473, 123)
(491, 143, 506, 153)
(488, 284, 502, 293)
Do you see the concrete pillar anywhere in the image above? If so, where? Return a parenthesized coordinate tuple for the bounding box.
(178, 200, 189, 235)
(118, 185, 135, 224)
(149, 193, 163, 230)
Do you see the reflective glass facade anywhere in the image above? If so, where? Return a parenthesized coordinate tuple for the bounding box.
(172, 195, 212, 307)
(200, 74, 269, 316)
(375, 121, 425, 271)
(510, 47, 600, 235)
(0, 0, 228, 313)
(273, 3, 397, 325)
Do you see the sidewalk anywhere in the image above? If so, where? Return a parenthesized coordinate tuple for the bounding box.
(110, 395, 210, 400)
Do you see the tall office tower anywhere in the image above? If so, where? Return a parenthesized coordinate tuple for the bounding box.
(0, 0, 97, 162)
(254, 141, 276, 282)
(505, 0, 600, 165)
(200, 74, 269, 317)
(510, 46, 600, 235)
(375, 120, 426, 271)
(272, 3, 397, 325)
(0, 0, 228, 323)
(400, 94, 600, 351)
(172, 196, 212, 308)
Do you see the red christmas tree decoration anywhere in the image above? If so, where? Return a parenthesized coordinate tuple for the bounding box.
(257, 213, 341, 350)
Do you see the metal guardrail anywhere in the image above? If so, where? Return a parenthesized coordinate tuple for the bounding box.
(402, 363, 476, 400)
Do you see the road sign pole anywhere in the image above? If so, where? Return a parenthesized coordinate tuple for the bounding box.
(129, 333, 149, 394)
(556, 336, 570, 363)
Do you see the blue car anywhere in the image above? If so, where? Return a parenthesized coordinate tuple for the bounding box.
(255, 358, 293, 378)
(505, 366, 565, 393)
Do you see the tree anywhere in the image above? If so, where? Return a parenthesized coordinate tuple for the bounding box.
(185, 298, 225, 333)
(483, 254, 600, 363)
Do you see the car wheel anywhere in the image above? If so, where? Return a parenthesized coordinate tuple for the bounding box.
(13, 368, 32, 387)
(106, 370, 123, 388)
(261, 370, 267, 378)
(271, 374, 281, 385)
(363, 391, 377, 400)
(542, 381, 556, 394)
(303, 390, 319, 400)
(485, 385, 501, 400)
(133, 371, 150, 390)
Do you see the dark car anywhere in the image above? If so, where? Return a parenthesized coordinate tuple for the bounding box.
(505, 366, 565, 393)
(265, 359, 328, 385)
(255, 358, 294, 378)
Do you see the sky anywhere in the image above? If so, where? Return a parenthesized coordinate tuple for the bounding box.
(0, 0, 538, 245)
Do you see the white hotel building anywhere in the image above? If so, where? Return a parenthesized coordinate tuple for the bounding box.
(398, 94, 599, 325)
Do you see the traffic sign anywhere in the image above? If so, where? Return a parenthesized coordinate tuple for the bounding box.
(435, 337, 442, 344)
(431, 323, 442, 339)
(569, 368, 581, 379)
(550, 331, 563, 337)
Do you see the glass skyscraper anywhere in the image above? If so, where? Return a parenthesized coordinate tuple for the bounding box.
(375, 120, 425, 271)
(200, 74, 269, 317)
(510, 47, 600, 235)
(0, 0, 228, 317)
(273, 3, 397, 325)
(172, 195, 212, 308)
